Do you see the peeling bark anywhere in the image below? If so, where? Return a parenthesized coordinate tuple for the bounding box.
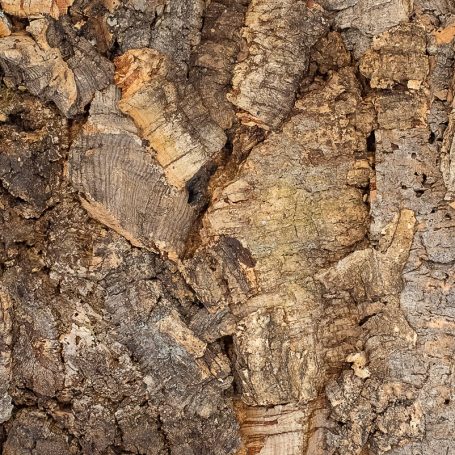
(114, 48, 227, 188)
(0, 0, 74, 19)
(69, 85, 198, 257)
(0, 17, 113, 117)
(0, 1, 455, 454)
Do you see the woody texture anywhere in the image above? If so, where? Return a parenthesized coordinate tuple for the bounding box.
(0, 0, 454, 454)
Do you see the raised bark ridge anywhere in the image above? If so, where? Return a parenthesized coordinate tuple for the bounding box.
(114, 48, 227, 189)
(227, 0, 329, 129)
(0, 0, 455, 454)
(0, 17, 113, 116)
(69, 85, 199, 257)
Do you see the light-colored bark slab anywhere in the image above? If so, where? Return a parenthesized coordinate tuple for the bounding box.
(0, 0, 74, 19)
(114, 48, 227, 188)
(0, 18, 113, 117)
(186, 68, 372, 406)
(227, 0, 329, 129)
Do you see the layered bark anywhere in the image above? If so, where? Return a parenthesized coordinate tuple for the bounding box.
(0, 0, 455, 454)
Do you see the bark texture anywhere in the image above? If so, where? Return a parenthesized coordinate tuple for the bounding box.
(0, 1, 455, 454)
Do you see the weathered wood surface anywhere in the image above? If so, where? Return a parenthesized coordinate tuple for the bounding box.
(0, 0, 455, 454)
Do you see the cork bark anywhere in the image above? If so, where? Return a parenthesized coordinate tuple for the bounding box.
(0, 1, 455, 454)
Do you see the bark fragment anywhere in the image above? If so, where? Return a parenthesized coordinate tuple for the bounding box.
(0, 18, 113, 117)
(107, 0, 204, 64)
(330, 0, 414, 57)
(114, 48, 227, 189)
(227, 0, 330, 129)
(0, 0, 74, 19)
(236, 403, 308, 455)
(189, 0, 249, 130)
(359, 24, 429, 90)
(69, 85, 198, 257)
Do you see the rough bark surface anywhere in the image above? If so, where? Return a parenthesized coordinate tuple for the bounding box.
(0, 1, 455, 455)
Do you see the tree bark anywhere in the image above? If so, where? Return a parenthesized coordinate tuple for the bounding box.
(0, 0, 454, 454)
